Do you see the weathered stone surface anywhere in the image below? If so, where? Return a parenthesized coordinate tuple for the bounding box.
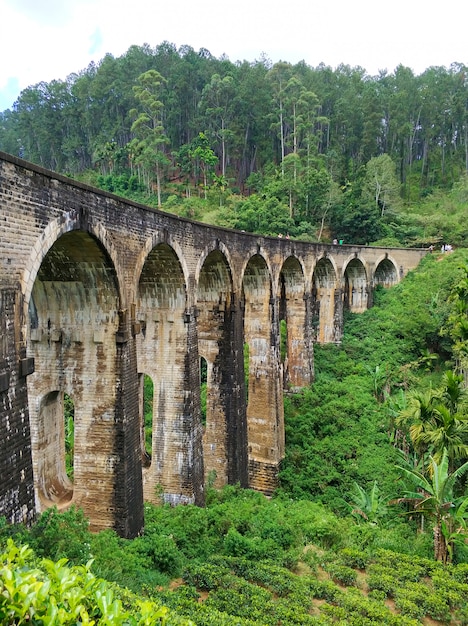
(0, 152, 427, 535)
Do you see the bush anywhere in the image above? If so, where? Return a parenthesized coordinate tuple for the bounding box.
(27, 506, 91, 564)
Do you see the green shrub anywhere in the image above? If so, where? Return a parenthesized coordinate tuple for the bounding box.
(394, 596, 426, 620)
(338, 547, 369, 569)
(27, 506, 91, 564)
(324, 563, 358, 586)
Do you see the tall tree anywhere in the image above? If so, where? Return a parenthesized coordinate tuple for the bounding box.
(199, 73, 236, 177)
(130, 70, 169, 207)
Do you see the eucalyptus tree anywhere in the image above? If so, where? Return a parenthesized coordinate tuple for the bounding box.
(267, 62, 293, 174)
(198, 73, 236, 177)
(231, 58, 272, 183)
(362, 154, 401, 217)
(129, 69, 169, 207)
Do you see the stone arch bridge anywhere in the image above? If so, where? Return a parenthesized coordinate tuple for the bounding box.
(0, 152, 427, 537)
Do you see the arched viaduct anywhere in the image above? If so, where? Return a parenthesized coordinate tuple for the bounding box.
(0, 152, 427, 537)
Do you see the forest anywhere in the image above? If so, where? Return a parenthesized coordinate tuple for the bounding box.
(2, 41, 468, 624)
(1, 41, 468, 246)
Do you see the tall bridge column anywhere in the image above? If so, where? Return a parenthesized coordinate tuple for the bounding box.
(243, 256, 284, 494)
(279, 258, 313, 390)
(0, 288, 36, 526)
(137, 243, 204, 506)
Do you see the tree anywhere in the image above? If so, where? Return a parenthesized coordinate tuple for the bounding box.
(445, 263, 468, 381)
(267, 62, 293, 174)
(199, 73, 236, 177)
(362, 154, 401, 217)
(396, 449, 468, 562)
(130, 69, 169, 207)
(189, 132, 218, 199)
(396, 372, 468, 473)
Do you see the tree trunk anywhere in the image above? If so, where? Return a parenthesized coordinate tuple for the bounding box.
(433, 523, 447, 563)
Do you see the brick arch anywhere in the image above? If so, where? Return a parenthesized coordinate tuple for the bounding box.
(312, 257, 340, 343)
(133, 232, 190, 306)
(342, 256, 369, 313)
(22, 215, 123, 324)
(195, 239, 235, 291)
(137, 242, 187, 311)
(27, 228, 122, 530)
(374, 255, 399, 287)
(240, 246, 275, 293)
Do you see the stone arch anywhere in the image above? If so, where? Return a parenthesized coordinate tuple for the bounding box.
(22, 215, 124, 333)
(27, 229, 122, 530)
(374, 255, 399, 287)
(343, 256, 369, 313)
(135, 242, 203, 505)
(242, 253, 284, 494)
(133, 232, 190, 306)
(312, 256, 340, 343)
(196, 248, 243, 487)
(195, 239, 236, 289)
(277, 256, 312, 390)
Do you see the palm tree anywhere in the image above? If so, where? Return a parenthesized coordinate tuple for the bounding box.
(396, 449, 468, 563)
(396, 371, 468, 473)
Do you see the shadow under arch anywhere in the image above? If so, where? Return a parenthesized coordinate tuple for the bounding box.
(374, 256, 399, 287)
(312, 256, 340, 343)
(136, 241, 204, 506)
(343, 257, 369, 313)
(27, 229, 123, 529)
(22, 215, 125, 329)
(197, 247, 247, 488)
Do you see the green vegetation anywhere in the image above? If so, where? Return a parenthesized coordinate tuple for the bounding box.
(1, 44, 468, 247)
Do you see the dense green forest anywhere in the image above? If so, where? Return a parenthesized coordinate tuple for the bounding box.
(1, 42, 468, 246)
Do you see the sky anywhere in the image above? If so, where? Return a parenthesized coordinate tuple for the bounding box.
(1, 0, 467, 112)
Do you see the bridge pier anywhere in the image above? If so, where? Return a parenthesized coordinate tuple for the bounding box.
(243, 256, 285, 494)
(0, 288, 36, 526)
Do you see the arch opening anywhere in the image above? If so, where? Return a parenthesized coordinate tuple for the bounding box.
(200, 356, 208, 427)
(27, 230, 120, 519)
(36, 391, 74, 507)
(343, 258, 368, 313)
(312, 257, 338, 343)
(139, 373, 153, 467)
(64, 393, 75, 480)
(374, 258, 398, 287)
